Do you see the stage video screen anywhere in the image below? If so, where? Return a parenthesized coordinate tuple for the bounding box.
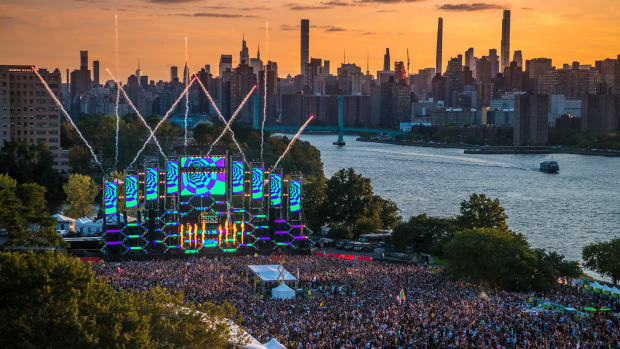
(146, 168, 158, 201)
(232, 161, 244, 194)
(290, 180, 301, 212)
(251, 168, 263, 200)
(167, 161, 179, 194)
(104, 181, 117, 215)
(270, 174, 282, 206)
(181, 156, 225, 168)
(125, 175, 138, 208)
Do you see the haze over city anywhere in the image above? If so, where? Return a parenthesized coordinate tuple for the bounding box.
(2, 0, 619, 80)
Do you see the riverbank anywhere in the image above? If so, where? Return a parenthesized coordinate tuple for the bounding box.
(357, 138, 620, 157)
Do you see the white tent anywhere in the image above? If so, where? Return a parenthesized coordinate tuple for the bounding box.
(271, 283, 295, 300)
(263, 338, 287, 349)
(248, 265, 297, 282)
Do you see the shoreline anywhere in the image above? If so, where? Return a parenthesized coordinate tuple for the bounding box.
(357, 138, 620, 157)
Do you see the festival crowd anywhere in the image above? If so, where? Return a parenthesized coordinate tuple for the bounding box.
(92, 255, 620, 348)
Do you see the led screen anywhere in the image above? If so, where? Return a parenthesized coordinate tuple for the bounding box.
(232, 161, 244, 194)
(104, 181, 117, 215)
(181, 172, 226, 196)
(251, 168, 263, 200)
(146, 168, 158, 201)
(125, 175, 138, 208)
(181, 156, 225, 168)
(290, 180, 301, 212)
(270, 174, 282, 206)
(167, 161, 179, 194)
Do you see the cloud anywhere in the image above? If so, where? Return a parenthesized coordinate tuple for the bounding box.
(320, 0, 354, 5)
(148, 0, 203, 4)
(280, 23, 348, 32)
(438, 3, 505, 11)
(357, 0, 425, 3)
(521, 7, 534, 11)
(288, 3, 333, 10)
(175, 12, 257, 18)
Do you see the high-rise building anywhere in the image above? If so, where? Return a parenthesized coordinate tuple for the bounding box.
(240, 35, 249, 65)
(465, 48, 474, 71)
(183, 63, 189, 86)
(436, 17, 443, 75)
(337, 63, 363, 95)
(383, 48, 390, 71)
(219, 55, 232, 77)
(514, 93, 548, 145)
(0, 65, 67, 172)
(301, 19, 309, 76)
(488, 49, 499, 78)
(80, 51, 88, 70)
(581, 92, 619, 133)
(170, 66, 178, 83)
(394, 61, 406, 81)
(500, 10, 511, 72)
(513, 50, 523, 68)
(446, 55, 463, 107)
(92, 60, 99, 86)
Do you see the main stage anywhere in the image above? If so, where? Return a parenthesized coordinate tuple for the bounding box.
(102, 152, 312, 257)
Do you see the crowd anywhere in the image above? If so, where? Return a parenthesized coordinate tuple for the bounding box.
(92, 255, 619, 348)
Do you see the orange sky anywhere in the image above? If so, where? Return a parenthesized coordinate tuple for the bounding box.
(1, 0, 618, 81)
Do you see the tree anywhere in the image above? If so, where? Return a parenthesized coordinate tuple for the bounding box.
(68, 145, 93, 174)
(0, 174, 65, 248)
(443, 228, 537, 291)
(458, 193, 509, 231)
(376, 197, 401, 230)
(392, 214, 458, 255)
(324, 168, 375, 229)
(583, 238, 620, 285)
(63, 174, 98, 218)
(301, 176, 327, 233)
(0, 251, 237, 348)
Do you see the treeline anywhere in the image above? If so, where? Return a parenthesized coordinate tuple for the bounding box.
(0, 251, 237, 348)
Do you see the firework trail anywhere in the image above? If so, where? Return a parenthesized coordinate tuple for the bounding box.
(193, 75, 249, 165)
(207, 85, 256, 156)
(127, 77, 196, 169)
(260, 21, 269, 161)
(32, 67, 104, 172)
(106, 69, 166, 159)
(114, 14, 120, 168)
(183, 37, 189, 149)
(273, 115, 314, 170)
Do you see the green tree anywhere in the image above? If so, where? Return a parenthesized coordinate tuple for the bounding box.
(583, 238, 620, 285)
(392, 214, 458, 255)
(443, 228, 537, 291)
(301, 176, 327, 233)
(0, 174, 65, 248)
(63, 174, 98, 218)
(0, 251, 236, 348)
(458, 193, 509, 231)
(530, 249, 583, 290)
(68, 145, 93, 174)
(324, 168, 375, 227)
(376, 196, 401, 229)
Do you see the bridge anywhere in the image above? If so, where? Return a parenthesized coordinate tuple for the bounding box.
(253, 95, 404, 141)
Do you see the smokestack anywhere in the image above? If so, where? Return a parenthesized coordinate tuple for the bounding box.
(501, 10, 511, 72)
(436, 18, 443, 75)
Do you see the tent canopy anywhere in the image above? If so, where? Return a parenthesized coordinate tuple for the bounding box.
(272, 283, 295, 300)
(248, 265, 297, 282)
(264, 338, 287, 349)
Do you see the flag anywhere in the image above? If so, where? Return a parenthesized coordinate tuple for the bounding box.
(319, 302, 323, 308)
(117, 267, 122, 274)
(399, 289, 406, 302)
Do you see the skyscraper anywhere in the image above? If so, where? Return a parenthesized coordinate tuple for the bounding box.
(240, 35, 249, 65)
(488, 49, 499, 78)
(219, 55, 232, 77)
(93, 60, 99, 86)
(170, 65, 178, 83)
(80, 51, 88, 70)
(301, 19, 309, 76)
(436, 17, 443, 76)
(465, 48, 474, 70)
(501, 10, 511, 72)
(383, 48, 390, 71)
(513, 50, 523, 68)
(514, 93, 548, 145)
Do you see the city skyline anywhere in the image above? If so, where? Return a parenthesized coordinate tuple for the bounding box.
(1, 0, 619, 81)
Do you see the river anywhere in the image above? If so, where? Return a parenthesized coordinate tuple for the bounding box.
(299, 134, 620, 263)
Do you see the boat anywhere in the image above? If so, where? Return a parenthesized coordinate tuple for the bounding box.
(540, 160, 559, 173)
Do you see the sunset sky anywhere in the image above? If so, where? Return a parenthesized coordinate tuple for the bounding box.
(1, 0, 619, 81)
